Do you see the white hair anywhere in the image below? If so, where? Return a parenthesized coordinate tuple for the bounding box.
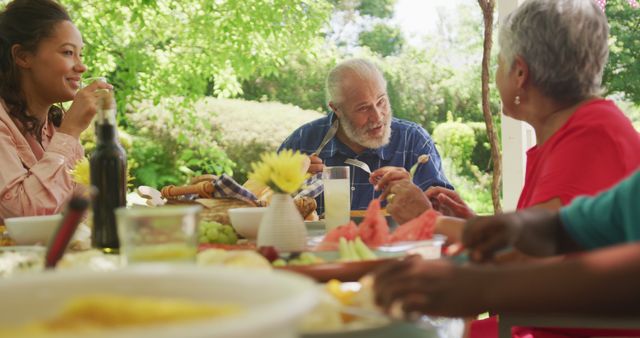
(498, 0, 609, 102)
(325, 58, 387, 109)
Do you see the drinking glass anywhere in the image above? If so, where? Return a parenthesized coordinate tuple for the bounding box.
(81, 76, 107, 89)
(116, 205, 201, 265)
(322, 166, 351, 230)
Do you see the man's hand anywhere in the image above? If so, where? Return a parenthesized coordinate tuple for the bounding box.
(425, 187, 475, 219)
(384, 179, 432, 225)
(307, 154, 324, 174)
(372, 256, 490, 317)
(370, 166, 410, 192)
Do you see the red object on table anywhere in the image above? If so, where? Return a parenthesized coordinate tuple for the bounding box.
(45, 196, 89, 269)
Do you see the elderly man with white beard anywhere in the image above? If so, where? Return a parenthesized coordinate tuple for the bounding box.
(279, 58, 452, 213)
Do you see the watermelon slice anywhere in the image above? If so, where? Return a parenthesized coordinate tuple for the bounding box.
(319, 198, 438, 249)
(357, 199, 390, 247)
(322, 221, 359, 243)
(388, 209, 440, 242)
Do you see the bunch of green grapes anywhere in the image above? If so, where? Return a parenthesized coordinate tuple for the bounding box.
(198, 221, 238, 245)
(272, 252, 323, 267)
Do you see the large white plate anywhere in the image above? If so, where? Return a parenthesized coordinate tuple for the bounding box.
(0, 265, 318, 338)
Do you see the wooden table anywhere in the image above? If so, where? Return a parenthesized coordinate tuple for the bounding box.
(498, 314, 640, 338)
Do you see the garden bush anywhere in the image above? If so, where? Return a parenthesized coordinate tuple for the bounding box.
(432, 115, 494, 214)
(442, 158, 494, 215)
(125, 98, 235, 188)
(124, 97, 323, 187)
(200, 98, 323, 183)
(467, 122, 493, 172)
(432, 113, 476, 173)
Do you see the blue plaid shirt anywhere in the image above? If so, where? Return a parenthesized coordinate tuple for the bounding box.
(279, 113, 452, 214)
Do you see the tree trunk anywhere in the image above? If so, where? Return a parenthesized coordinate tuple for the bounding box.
(477, 0, 503, 214)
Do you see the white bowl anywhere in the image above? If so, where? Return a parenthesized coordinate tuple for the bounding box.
(0, 265, 318, 338)
(228, 207, 266, 239)
(4, 214, 62, 245)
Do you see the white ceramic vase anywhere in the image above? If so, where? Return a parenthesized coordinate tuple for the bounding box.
(257, 194, 307, 251)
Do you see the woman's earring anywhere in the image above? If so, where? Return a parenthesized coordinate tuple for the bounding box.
(514, 95, 521, 105)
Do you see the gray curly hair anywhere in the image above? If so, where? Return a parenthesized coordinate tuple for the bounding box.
(498, 0, 609, 102)
(325, 58, 387, 109)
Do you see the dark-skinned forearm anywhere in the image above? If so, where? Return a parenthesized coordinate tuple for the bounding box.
(513, 209, 583, 256)
(483, 243, 640, 315)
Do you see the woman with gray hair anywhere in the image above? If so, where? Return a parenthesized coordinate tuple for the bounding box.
(380, 0, 640, 225)
(373, 0, 640, 336)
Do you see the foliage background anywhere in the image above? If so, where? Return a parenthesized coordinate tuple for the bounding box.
(1, 0, 637, 213)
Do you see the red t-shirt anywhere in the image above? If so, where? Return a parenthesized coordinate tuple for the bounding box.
(517, 99, 640, 209)
(472, 100, 640, 338)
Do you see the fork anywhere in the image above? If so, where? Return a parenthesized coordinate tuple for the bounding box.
(345, 158, 371, 174)
(311, 119, 339, 156)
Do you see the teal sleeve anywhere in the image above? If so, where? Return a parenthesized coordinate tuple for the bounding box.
(560, 170, 640, 250)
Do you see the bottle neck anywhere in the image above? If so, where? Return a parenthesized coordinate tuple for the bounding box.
(95, 105, 119, 143)
(95, 122, 118, 143)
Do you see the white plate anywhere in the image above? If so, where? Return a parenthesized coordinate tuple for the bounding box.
(0, 265, 318, 338)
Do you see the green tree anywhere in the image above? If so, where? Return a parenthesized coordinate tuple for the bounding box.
(60, 0, 332, 113)
(55, 0, 332, 185)
(242, 48, 340, 112)
(357, 0, 395, 18)
(603, 0, 640, 105)
(358, 24, 404, 56)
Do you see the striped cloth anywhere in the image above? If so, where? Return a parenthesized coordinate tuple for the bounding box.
(211, 174, 323, 205)
(295, 173, 324, 200)
(212, 174, 260, 205)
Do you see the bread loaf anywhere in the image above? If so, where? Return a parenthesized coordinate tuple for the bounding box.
(197, 198, 256, 225)
(293, 196, 317, 219)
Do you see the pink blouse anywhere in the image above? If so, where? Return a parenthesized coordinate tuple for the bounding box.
(0, 101, 84, 223)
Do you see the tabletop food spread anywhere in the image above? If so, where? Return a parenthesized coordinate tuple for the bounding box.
(0, 195, 455, 338)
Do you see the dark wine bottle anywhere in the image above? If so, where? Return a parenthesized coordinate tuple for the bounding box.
(90, 90, 127, 253)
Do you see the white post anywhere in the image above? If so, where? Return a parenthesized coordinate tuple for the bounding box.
(497, 0, 535, 211)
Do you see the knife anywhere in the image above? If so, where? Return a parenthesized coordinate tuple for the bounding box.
(311, 119, 339, 156)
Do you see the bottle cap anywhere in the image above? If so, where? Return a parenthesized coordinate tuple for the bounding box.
(97, 90, 115, 110)
(96, 90, 116, 124)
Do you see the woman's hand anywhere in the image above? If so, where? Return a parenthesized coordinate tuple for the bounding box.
(425, 186, 475, 219)
(372, 256, 489, 317)
(58, 80, 113, 138)
(384, 179, 432, 225)
(434, 216, 466, 246)
(370, 166, 410, 192)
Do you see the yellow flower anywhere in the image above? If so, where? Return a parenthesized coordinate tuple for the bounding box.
(69, 157, 134, 188)
(248, 150, 308, 194)
(70, 158, 90, 186)
(249, 161, 272, 186)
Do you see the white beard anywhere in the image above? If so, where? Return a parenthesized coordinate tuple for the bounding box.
(340, 112, 392, 149)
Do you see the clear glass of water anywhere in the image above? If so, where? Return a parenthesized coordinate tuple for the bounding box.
(116, 205, 202, 266)
(322, 166, 351, 231)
